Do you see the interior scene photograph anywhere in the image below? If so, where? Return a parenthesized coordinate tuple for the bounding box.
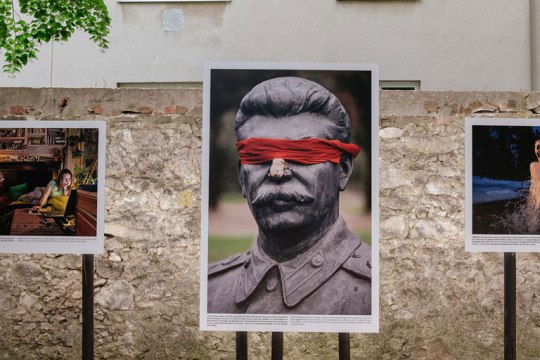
(0, 127, 98, 237)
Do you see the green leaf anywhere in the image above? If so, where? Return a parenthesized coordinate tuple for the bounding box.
(1, 0, 111, 75)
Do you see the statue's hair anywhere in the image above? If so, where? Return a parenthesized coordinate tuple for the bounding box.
(235, 77, 351, 142)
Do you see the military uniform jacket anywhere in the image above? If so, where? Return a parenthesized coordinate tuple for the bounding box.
(207, 217, 371, 315)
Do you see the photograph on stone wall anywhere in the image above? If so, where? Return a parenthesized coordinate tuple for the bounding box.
(466, 117, 540, 252)
(199, 63, 379, 332)
(0, 121, 106, 254)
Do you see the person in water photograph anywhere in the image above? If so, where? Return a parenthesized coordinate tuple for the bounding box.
(471, 123, 540, 235)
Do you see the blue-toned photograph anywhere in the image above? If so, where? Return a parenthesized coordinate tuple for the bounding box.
(472, 125, 540, 234)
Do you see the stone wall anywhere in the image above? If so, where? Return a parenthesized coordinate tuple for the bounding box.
(0, 88, 539, 359)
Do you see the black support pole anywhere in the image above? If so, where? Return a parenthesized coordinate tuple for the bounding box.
(338, 333, 350, 360)
(271, 332, 283, 360)
(236, 332, 248, 360)
(504, 252, 516, 360)
(82, 254, 94, 360)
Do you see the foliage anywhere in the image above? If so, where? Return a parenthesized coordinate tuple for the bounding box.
(71, 148, 83, 158)
(73, 164, 96, 186)
(208, 234, 253, 263)
(0, 0, 110, 74)
(66, 134, 80, 146)
(67, 134, 84, 158)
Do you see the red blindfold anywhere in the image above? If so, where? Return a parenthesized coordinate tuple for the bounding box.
(236, 138, 360, 165)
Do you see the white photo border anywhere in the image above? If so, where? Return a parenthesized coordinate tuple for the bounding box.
(465, 117, 540, 252)
(200, 62, 379, 333)
(0, 120, 106, 254)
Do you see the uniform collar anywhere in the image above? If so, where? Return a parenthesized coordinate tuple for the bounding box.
(235, 217, 361, 307)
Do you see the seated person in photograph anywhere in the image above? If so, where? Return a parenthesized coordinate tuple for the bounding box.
(530, 139, 540, 209)
(207, 77, 371, 315)
(18, 169, 74, 212)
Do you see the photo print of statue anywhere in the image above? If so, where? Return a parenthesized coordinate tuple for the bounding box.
(200, 63, 379, 333)
(466, 118, 540, 252)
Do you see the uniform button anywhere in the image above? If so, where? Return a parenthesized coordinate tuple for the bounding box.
(266, 277, 278, 292)
(243, 257, 251, 268)
(367, 260, 371, 269)
(352, 250, 362, 258)
(310, 254, 324, 267)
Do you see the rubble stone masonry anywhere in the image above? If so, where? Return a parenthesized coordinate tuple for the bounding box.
(0, 88, 539, 359)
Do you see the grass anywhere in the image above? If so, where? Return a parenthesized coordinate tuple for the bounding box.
(208, 229, 371, 263)
(208, 234, 253, 263)
(220, 192, 246, 204)
(356, 229, 372, 246)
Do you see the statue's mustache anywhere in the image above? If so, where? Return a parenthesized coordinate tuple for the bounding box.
(251, 185, 314, 205)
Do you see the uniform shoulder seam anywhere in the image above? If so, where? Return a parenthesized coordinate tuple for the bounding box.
(208, 253, 247, 276)
(341, 243, 371, 281)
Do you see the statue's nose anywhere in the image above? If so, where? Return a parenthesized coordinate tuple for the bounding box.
(268, 158, 291, 180)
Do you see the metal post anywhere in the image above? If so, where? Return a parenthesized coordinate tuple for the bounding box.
(271, 332, 283, 360)
(504, 252, 516, 360)
(82, 254, 94, 360)
(236, 332, 248, 360)
(338, 333, 350, 360)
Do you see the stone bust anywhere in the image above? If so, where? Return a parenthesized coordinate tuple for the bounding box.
(208, 77, 371, 315)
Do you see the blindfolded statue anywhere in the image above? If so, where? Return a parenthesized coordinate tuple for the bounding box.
(208, 77, 372, 315)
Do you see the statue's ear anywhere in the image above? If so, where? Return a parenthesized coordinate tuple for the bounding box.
(237, 161, 247, 198)
(338, 155, 353, 191)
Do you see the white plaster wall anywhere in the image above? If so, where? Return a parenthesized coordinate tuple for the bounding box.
(532, 0, 540, 90)
(0, 0, 533, 90)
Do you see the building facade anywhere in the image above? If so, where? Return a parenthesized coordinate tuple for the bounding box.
(0, 0, 539, 90)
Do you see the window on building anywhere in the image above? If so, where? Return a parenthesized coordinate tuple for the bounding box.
(117, 82, 202, 89)
(379, 80, 420, 90)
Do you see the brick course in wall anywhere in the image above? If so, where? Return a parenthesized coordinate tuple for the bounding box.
(0, 88, 539, 359)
